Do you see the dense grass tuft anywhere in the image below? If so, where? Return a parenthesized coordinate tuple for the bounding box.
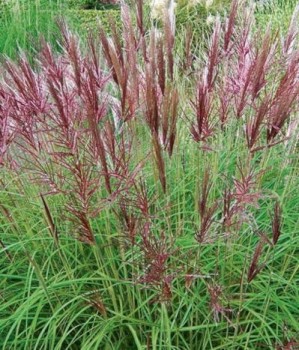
(0, 1, 299, 349)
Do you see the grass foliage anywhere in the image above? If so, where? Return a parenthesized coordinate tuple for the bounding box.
(0, 0, 64, 58)
(0, 0, 121, 59)
(0, 0, 299, 349)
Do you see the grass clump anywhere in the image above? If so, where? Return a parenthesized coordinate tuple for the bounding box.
(255, 0, 299, 32)
(0, 0, 65, 59)
(0, 0, 121, 59)
(0, 0, 299, 349)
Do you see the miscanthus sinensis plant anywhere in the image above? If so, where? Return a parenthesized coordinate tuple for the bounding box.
(0, 0, 299, 348)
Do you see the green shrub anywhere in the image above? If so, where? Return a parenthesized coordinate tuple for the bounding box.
(0, 0, 10, 17)
(66, 0, 119, 10)
(67, 8, 121, 34)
